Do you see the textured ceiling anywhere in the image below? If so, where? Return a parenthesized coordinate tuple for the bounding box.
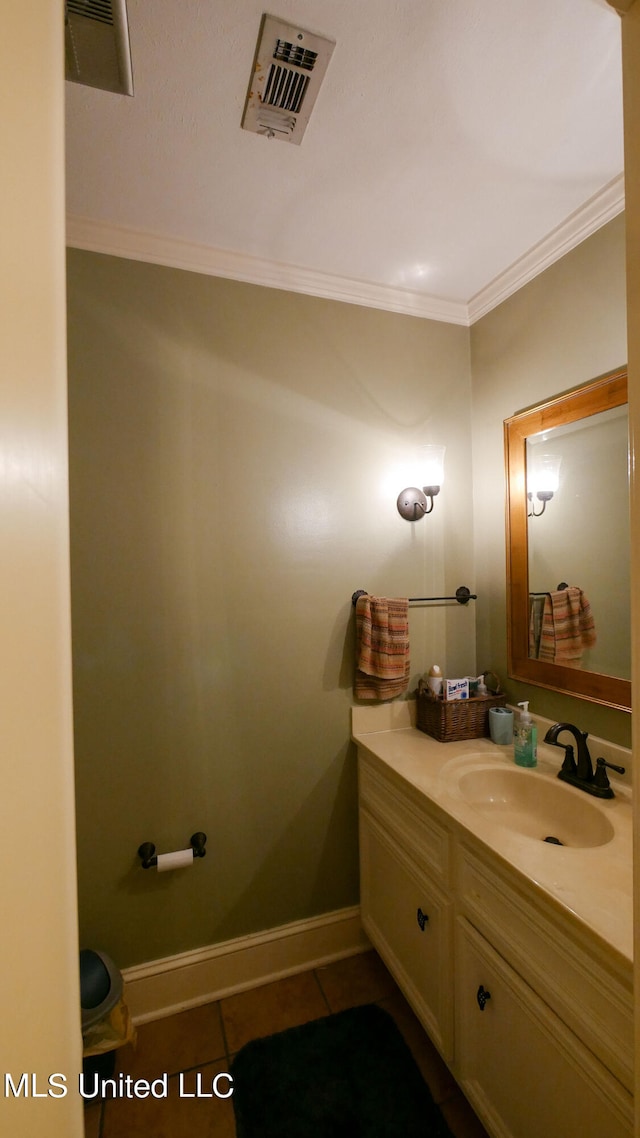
(65, 0, 624, 321)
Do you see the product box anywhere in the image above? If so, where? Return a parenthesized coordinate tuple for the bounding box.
(445, 678, 469, 701)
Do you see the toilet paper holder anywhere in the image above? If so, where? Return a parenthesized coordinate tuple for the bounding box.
(138, 832, 207, 869)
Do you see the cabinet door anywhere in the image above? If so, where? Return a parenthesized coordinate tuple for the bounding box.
(455, 918, 633, 1138)
(360, 808, 453, 1060)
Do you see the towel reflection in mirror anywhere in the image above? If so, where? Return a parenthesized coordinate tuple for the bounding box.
(529, 586, 596, 667)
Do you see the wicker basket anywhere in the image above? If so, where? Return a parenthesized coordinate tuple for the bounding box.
(416, 686, 507, 742)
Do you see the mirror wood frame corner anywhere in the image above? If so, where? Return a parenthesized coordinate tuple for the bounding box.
(504, 367, 630, 712)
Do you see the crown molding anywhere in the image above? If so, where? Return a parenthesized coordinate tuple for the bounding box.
(65, 215, 470, 326)
(467, 174, 625, 323)
(67, 175, 625, 329)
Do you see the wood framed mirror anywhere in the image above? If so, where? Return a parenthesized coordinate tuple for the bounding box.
(504, 367, 630, 711)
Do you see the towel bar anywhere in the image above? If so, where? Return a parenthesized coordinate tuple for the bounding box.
(529, 582, 568, 596)
(352, 586, 477, 607)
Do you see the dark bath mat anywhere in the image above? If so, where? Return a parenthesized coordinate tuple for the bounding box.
(230, 1002, 453, 1137)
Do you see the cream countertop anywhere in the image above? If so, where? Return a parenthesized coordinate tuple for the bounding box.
(352, 701, 632, 967)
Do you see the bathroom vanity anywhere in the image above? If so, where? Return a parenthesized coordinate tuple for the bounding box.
(353, 703, 633, 1138)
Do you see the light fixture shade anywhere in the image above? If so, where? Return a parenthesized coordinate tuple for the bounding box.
(528, 453, 561, 496)
(420, 444, 446, 489)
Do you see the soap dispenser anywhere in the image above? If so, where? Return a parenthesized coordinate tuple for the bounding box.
(514, 701, 537, 768)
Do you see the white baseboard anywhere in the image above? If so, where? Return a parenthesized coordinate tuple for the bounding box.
(122, 906, 369, 1024)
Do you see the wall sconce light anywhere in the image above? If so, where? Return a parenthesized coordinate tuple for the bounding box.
(397, 444, 446, 521)
(527, 453, 561, 517)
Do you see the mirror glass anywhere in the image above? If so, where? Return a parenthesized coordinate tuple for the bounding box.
(526, 406, 630, 679)
(505, 368, 630, 711)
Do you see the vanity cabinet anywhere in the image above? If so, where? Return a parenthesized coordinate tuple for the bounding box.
(357, 748, 633, 1138)
(360, 812, 454, 1059)
(359, 761, 454, 1059)
(455, 918, 632, 1138)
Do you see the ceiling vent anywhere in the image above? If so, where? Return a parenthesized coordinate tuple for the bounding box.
(242, 14, 335, 144)
(65, 0, 134, 95)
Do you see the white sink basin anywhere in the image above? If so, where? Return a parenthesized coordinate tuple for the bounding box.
(457, 765, 615, 848)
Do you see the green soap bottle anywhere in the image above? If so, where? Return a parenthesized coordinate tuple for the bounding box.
(514, 701, 537, 767)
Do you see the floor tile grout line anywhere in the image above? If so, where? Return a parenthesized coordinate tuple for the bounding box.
(114, 1052, 231, 1084)
(216, 998, 232, 1065)
(311, 966, 333, 1014)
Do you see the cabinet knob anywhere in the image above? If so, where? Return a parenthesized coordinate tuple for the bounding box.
(476, 984, 491, 1011)
(416, 907, 429, 931)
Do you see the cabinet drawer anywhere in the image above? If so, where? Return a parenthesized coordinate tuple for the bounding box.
(457, 842, 633, 1092)
(360, 809, 454, 1060)
(359, 755, 450, 884)
(455, 918, 633, 1138)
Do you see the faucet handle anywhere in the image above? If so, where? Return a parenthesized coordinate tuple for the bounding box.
(544, 729, 577, 774)
(558, 744, 576, 776)
(594, 757, 626, 791)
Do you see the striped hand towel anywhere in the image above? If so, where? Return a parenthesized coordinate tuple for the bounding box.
(538, 587, 596, 666)
(354, 594, 410, 700)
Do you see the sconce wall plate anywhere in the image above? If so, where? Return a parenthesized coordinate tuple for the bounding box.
(397, 485, 440, 521)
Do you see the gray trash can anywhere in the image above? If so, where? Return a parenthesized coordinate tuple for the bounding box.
(80, 949, 124, 1087)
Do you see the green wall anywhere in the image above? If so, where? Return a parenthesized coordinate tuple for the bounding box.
(470, 213, 630, 746)
(67, 249, 473, 967)
(68, 215, 629, 969)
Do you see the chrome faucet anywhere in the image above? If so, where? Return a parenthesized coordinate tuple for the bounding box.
(543, 722, 625, 798)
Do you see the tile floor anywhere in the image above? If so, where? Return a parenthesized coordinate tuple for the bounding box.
(84, 950, 490, 1138)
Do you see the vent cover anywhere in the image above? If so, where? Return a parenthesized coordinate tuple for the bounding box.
(242, 15, 335, 144)
(65, 0, 134, 95)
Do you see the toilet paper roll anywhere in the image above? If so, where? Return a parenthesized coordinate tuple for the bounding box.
(156, 848, 194, 872)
